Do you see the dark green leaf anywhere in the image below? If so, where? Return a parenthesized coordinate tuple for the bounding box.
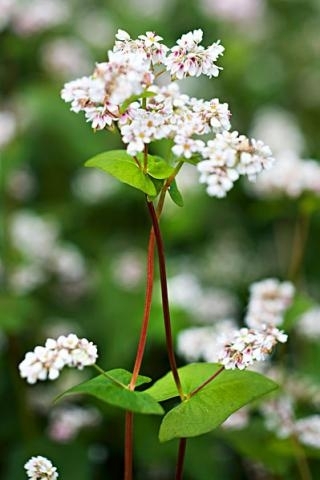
(57, 368, 164, 415)
(168, 179, 184, 207)
(146, 363, 278, 441)
(85, 150, 157, 195)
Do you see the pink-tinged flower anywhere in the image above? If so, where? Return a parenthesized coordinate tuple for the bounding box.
(19, 334, 98, 384)
(24, 456, 58, 480)
(165, 29, 224, 79)
(218, 326, 287, 370)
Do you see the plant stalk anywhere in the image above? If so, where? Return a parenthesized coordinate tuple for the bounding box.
(175, 438, 187, 480)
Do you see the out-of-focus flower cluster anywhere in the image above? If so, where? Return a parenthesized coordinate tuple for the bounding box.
(48, 405, 102, 443)
(19, 334, 98, 384)
(61, 29, 275, 198)
(177, 278, 293, 370)
(24, 455, 58, 480)
(5, 210, 87, 295)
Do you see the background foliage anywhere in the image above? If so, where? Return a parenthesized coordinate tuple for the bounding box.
(1, 0, 320, 478)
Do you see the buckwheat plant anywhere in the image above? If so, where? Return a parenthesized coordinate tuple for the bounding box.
(20, 29, 291, 480)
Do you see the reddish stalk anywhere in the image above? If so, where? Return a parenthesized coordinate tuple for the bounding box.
(124, 230, 156, 480)
(189, 366, 225, 398)
(175, 438, 187, 480)
(147, 200, 184, 400)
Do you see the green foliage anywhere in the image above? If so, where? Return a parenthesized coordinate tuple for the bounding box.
(57, 369, 164, 415)
(168, 179, 184, 207)
(147, 363, 278, 441)
(85, 150, 157, 195)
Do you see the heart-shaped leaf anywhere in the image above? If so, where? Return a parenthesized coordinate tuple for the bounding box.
(85, 150, 157, 195)
(57, 368, 164, 415)
(146, 363, 278, 441)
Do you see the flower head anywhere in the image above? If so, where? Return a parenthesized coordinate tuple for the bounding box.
(19, 334, 98, 384)
(24, 456, 58, 480)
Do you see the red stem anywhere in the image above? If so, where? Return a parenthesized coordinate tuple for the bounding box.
(147, 200, 183, 399)
(124, 412, 134, 480)
(175, 438, 187, 480)
(124, 230, 156, 480)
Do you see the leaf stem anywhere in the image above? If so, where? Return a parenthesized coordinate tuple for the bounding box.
(156, 161, 184, 216)
(189, 366, 225, 398)
(92, 364, 126, 388)
(147, 200, 184, 400)
(175, 438, 187, 480)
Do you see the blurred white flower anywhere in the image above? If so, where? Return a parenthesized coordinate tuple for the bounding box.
(48, 405, 101, 443)
(296, 307, 320, 340)
(0, 110, 17, 148)
(261, 395, 295, 438)
(41, 38, 92, 79)
(24, 455, 58, 480)
(251, 152, 320, 198)
(177, 319, 237, 362)
(76, 12, 115, 48)
(111, 250, 145, 290)
(72, 169, 119, 204)
(245, 278, 295, 328)
(10, 263, 47, 294)
(295, 415, 320, 449)
(50, 244, 87, 282)
(199, 0, 265, 24)
(251, 107, 305, 157)
(126, 0, 170, 18)
(0, 0, 15, 31)
(221, 407, 250, 430)
(10, 211, 59, 261)
(7, 167, 36, 201)
(12, 0, 69, 36)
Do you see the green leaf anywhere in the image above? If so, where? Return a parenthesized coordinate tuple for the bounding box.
(56, 368, 164, 415)
(85, 150, 157, 195)
(146, 155, 175, 180)
(168, 179, 184, 207)
(283, 293, 315, 331)
(146, 363, 278, 442)
(119, 90, 156, 114)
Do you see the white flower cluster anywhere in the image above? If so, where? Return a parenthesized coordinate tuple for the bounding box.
(62, 29, 275, 198)
(164, 29, 224, 79)
(252, 152, 320, 198)
(177, 279, 292, 370)
(197, 131, 274, 197)
(217, 326, 288, 370)
(245, 278, 295, 329)
(19, 334, 98, 384)
(262, 397, 320, 449)
(1, 0, 69, 36)
(24, 456, 58, 480)
(48, 405, 101, 443)
(9, 210, 87, 294)
(296, 306, 320, 340)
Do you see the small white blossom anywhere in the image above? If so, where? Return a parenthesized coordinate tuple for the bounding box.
(165, 29, 224, 79)
(296, 307, 320, 340)
(19, 334, 98, 384)
(218, 326, 287, 370)
(245, 278, 295, 329)
(24, 455, 58, 480)
(295, 415, 320, 449)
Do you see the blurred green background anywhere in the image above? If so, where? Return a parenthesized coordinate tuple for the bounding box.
(1, 0, 320, 478)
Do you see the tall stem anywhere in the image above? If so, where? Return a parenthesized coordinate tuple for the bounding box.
(124, 230, 156, 480)
(147, 200, 184, 400)
(287, 211, 310, 284)
(175, 438, 187, 480)
(124, 411, 134, 480)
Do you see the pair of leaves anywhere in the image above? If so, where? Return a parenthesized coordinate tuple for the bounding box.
(85, 150, 184, 205)
(58, 368, 163, 415)
(59, 364, 277, 443)
(146, 363, 278, 442)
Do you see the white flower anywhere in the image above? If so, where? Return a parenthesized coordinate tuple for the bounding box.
(165, 29, 224, 79)
(295, 415, 320, 449)
(24, 455, 58, 480)
(245, 278, 295, 329)
(0, 109, 16, 148)
(218, 325, 287, 370)
(19, 334, 98, 384)
(48, 405, 101, 443)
